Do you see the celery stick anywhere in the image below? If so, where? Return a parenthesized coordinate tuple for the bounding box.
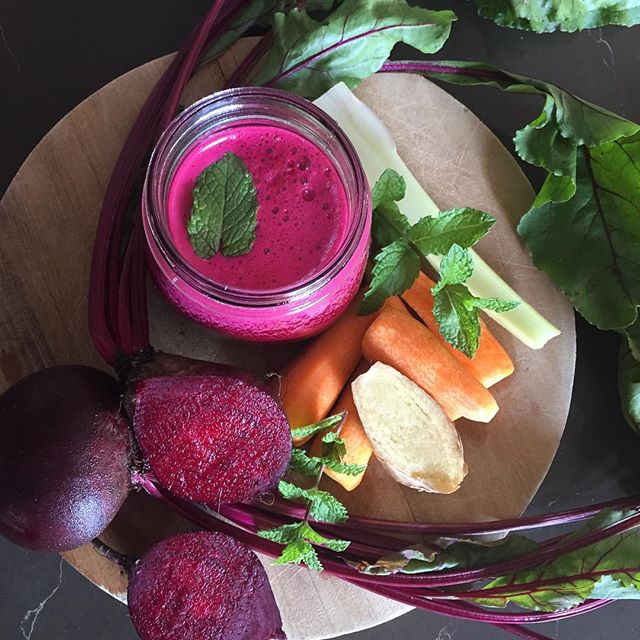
(314, 82, 560, 350)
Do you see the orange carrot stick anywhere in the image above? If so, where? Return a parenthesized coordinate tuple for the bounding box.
(280, 297, 378, 444)
(309, 361, 372, 492)
(361, 308, 499, 423)
(401, 273, 514, 388)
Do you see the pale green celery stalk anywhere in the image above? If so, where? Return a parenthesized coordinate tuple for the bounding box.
(314, 82, 560, 350)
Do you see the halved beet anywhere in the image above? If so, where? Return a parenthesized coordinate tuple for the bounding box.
(128, 531, 286, 640)
(0, 366, 131, 551)
(132, 372, 291, 506)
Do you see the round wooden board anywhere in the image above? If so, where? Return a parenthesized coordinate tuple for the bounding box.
(0, 39, 576, 639)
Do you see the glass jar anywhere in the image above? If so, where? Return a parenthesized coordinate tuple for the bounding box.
(142, 87, 371, 342)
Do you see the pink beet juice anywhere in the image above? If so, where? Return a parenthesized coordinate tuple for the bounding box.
(143, 88, 371, 342)
(167, 126, 349, 294)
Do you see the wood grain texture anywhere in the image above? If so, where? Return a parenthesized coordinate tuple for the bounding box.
(0, 39, 575, 639)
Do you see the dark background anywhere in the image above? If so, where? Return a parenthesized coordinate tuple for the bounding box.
(1, 1, 639, 638)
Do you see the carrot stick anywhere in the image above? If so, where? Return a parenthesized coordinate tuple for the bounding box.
(401, 273, 514, 388)
(309, 361, 372, 492)
(361, 309, 499, 423)
(280, 297, 379, 444)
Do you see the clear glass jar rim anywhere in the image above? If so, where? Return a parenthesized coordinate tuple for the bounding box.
(143, 86, 370, 308)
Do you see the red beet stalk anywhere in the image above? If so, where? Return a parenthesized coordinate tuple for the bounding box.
(260, 493, 640, 536)
(135, 475, 620, 640)
(89, 0, 254, 369)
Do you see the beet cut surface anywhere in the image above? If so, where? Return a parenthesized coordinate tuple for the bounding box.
(128, 531, 286, 640)
(132, 374, 291, 506)
(0, 366, 131, 551)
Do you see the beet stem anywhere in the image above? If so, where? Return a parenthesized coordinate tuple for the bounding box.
(89, 0, 254, 367)
(224, 32, 273, 89)
(137, 480, 589, 640)
(262, 494, 640, 536)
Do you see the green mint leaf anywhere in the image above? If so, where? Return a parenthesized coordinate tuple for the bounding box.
(290, 413, 345, 440)
(322, 458, 367, 476)
(431, 244, 516, 356)
(321, 431, 344, 444)
(288, 448, 323, 476)
(370, 169, 410, 246)
(360, 240, 420, 314)
(471, 509, 640, 611)
(305, 488, 349, 523)
(274, 538, 323, 571)
(315, 537, 351, 553)
(372, 168, 406, 209)
(278, 481, 349, 524)
(432, 244, 474, 292)
(278, 479, 310, 501)
(407, 208, 496, 255)
(299, 523, 351, 552)
(474, 0, 640, 33)
(321, 431, 347, 458)
(372, 202, 411, 247)
(187, 152, 258, 258)
(432, 283, 481, 358)
(252, 1, 455, 98)
(257, 522, 303, 544)
(471, 297, 520, 313)
(518, 138, 640, 330)
(262, 521, 350, 571)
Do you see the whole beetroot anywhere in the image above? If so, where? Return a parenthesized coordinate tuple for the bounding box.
(128, 531, 286, 640)
(0, 366, 131, 551)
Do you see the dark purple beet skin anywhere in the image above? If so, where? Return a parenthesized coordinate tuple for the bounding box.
(132, 373, 291, 506)
(128, 531, 286, 640)
(0, 366, 132, 551)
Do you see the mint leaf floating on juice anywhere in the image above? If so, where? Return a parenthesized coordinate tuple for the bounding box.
(187, 152, 258, 258)
(315, 82, 561, 349)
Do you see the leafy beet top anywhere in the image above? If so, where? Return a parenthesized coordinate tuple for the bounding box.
(0, 366, 131, 551)
(132, 374, 291, 506)
(128, 531, 286, 640)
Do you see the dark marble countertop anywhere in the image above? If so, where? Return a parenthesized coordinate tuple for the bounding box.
(1, 1, 639, 638)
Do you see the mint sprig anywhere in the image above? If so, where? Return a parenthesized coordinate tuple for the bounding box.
(290, 414, 344, 440)
(187, 152, 258, 258)
(258, 413, 357, 571)
(360, 240, 420, 315)
(432, 245, 519, 356)
(360, 169, 517, 357)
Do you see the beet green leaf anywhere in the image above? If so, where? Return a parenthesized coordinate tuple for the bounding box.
(252, 0, 456, 97)
(474, 0, 640, 33)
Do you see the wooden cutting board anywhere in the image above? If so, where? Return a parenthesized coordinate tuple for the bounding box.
(0, 39, 576, 639)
